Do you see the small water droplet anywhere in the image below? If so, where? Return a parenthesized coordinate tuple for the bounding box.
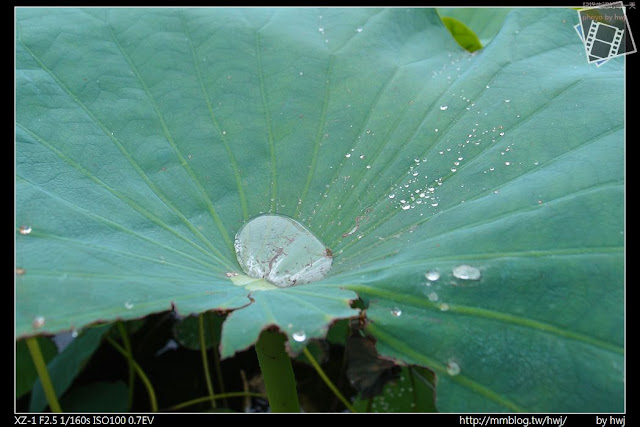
(391, 307, 402, 317)
(388, 194, 395, 199)
(124, 301, 134, 309)
(356, 27, 363, 32)
(505, 99, 511, 103)
(428, 292, 438, 301)
(345, 153, 351, 158)
(222, 130, 227, 135)
(446, 360, 461, 376)
(299, 71, 304, 76)
(71, 329, 79, 338)
(440, 105, 448, 111)
(401, 204, 411, 210)
(505, 161, 510, 166)
(32, 316, 45, 329)
(16, 268, 26, 275)
(292, 331, 307, 342)
(452, 264, 481, 280)
(439, 303, 450, 311)
(19, 225, 32, 235)
(425, 270, 440, 281)
(225, 272, 238, 277)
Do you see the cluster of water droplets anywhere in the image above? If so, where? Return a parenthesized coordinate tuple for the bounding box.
(388, 264, 481, 319)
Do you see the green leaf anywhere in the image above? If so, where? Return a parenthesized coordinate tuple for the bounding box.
(28, 325, 111, 412)
(16, 7, 623, 412)
(59, 381, 129, 412)
(353, 366, 437, 412)
(440, 16, 483, 52)
(437, 8, 512, 47)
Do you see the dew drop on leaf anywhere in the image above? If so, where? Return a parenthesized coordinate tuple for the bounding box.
(390, 307, 402, 317)
(233, 214, 332, 288)
(32, 316, 45, 329)
(452, 264, 481, 280)
(292, 331, 307, 342)
(19, 225, 32, 235)
(425, 270, 440, 281)
(446, 360, 461, 376)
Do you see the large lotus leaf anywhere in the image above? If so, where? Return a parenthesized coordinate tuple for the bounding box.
(16, 7, 623, 412)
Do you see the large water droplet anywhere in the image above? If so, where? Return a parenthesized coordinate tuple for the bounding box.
(292, 330, 307, 342)
(452, 264, 481, 280)
(234, 215, 332, 288)
(19, 225, 32, 235)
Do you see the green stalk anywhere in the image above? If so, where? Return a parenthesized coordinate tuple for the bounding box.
(25, 337, 62, 413)
(254, 330, 300, 412)
(107, 337, 158, 412)
(116, 322, 135, 410)
(303, 346, 357, 413)
(167, 391, 267, 411)
(198, 313, 216, 409)
(208, 313, 228, 407)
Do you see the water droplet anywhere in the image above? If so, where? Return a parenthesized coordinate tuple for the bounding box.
(225, 272, 238, 277)
(292, 331, 307, 342)
(345, 153, 351, 158)
(388, 194, 395, 199)
(401, 204, 411, 210)
(32, 316, 45, 329)
(299, 71, 304, 76)
(446, 360, 461, 376)
(222, 130, 227, 135)
(71, 329, 79, 338)
(16, 268, 26, 275)
(452, 264, 481, 280)
(124, 301, 134, 309)
(390, 308, 402, 317)
(428, 292, 438, 301)
(440, 105, 448, 111)
(234, 215, 332, 288)
(505, 161, 510, 166)
(19, 225, 32, 235)
(439, 303, 450, 311)
(505, 99, 511, 103)
(356, 27, 363, 32)
(425, 270, 440, 281)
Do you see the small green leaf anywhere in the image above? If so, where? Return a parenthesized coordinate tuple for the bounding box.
(441, 16, 483, 52)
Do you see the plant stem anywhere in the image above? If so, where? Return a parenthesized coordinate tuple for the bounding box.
(167, 391, 267, 412)
(207, 313, 227, 407)
(254, 330, 300, 413)
(25, 337, 62, 413)
(116, 321, 135, 410)
(198, 313, 216, 409)
(107, 337, 158, 412)
(303, 346, 357, 413)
